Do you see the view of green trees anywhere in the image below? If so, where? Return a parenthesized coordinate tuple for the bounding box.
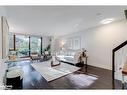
(31, 37, 41, 54)
(10, 34, 51, 57)
(16, 35, 41, 57)
(16, 35, 29, 57)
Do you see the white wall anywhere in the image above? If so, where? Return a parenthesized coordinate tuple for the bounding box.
(55, 20, 127, 70)
(42, 36, 51, 50)
(0, 18, 2, 59)
(51, 37, 61, 54)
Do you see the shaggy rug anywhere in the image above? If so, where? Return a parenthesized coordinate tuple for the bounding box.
(31, 61, 80, 82)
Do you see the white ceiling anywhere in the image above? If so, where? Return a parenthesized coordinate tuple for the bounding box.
(3, 6, 127, 36)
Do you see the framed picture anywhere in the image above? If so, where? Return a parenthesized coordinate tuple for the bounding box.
(73, 36, 81, 50)
(67, 36, 81, 50)
(68, 38, 73, 49)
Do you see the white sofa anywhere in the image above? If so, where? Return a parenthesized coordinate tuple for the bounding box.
(56, 49, 81, 65)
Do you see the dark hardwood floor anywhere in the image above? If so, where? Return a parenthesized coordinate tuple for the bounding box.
(7, 60, 51, 89)
(49, 65, 113, 89)
(7, 60, 122, 89)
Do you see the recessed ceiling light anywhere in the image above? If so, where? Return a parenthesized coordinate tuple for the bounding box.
(96, 13, 102, 16)
(101, 18, 114, 24)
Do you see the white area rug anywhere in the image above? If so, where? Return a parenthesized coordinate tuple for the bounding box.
(68, 74, 98, 88)
(31, 60, 80, 82)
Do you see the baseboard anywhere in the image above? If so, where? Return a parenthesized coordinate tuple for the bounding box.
(87, 64, 112, 71)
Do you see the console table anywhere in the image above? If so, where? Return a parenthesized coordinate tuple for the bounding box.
(82, 56, 88, 72)
(76, 56, 88, 72)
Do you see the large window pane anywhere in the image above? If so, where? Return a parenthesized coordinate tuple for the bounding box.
(16, 35, 29, 57)
(30, 37, 41, 55)
(9, 33, 14, 50)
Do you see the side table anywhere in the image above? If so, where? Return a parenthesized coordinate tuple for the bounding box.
(6, 68, 23, 89)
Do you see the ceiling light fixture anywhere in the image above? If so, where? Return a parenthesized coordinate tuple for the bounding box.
(101, 18, 114, 24)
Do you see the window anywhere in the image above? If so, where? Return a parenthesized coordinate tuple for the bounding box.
(9, 33, 14, 50)
(16, 35, 29, 57)
(9, 33, 52, 58)
(30, 37, 41, 55)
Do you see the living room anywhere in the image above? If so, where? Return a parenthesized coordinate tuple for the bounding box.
(0, 6, 127, 90)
